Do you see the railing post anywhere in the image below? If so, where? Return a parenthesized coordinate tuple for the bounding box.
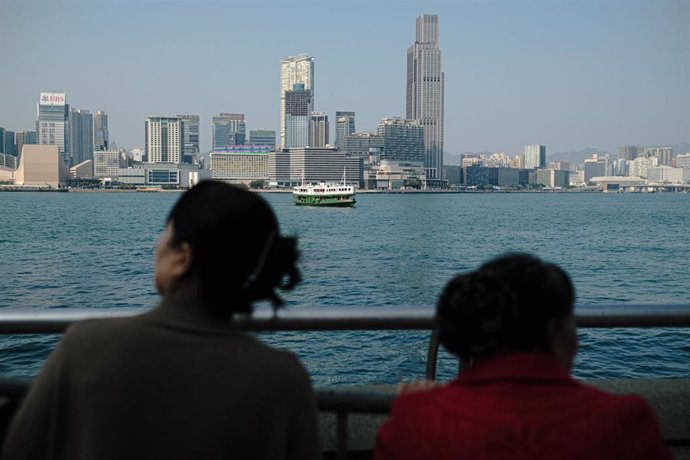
(425, 327, 440, 380)
(336, 411, 348, 460)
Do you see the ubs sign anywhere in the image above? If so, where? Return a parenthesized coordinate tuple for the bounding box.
(40, 92, 66, 106)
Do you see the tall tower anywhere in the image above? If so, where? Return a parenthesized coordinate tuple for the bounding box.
(145, 116, 183, 163)
(406, 14, 444, 183)
(310, 112, 329, 148)
(335, 111, 355, 150)
(524, 144, 546, 169)
(94, 111, 109, 151)
(178, 114, 200, 163)
(37, 92, 70, 165)
(284, 84, 312, 149)
(69, 108, 94, 166)
(280, 55, 314, 149)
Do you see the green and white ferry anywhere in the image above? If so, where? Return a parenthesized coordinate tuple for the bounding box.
(293, 182, 356, 207)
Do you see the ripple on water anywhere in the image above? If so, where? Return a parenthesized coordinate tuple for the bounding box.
(0, 192, 689, 384)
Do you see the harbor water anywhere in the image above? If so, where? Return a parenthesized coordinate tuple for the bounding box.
(0, 191, 689, 386)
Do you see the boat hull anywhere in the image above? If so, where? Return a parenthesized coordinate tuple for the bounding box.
(293, 196, 356, 207)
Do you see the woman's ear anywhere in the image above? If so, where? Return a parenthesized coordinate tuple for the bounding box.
(547, 316, 578, 372)
(170, 241, 193, 280)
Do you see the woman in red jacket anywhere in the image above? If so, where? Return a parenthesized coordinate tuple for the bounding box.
(375, 253, 671, 460)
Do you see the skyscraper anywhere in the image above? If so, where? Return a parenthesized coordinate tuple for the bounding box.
(335, 111, 355, 150)
(69, 108, 94, 166)
(178, 114, 200, 163)
(94, 111, 109, 151)
(406, 14, 444, 183)
(212, 113, 246, 150)
(284, 84, 312, 149)
(145, 116, 183, 163)
(310, 112, 329, 148)
(524, 144, 547, 169)
(280, 55, 314, 149)
(37, 92, 70, 164)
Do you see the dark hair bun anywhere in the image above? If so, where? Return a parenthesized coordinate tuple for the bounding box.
(436, 272, 518, 358)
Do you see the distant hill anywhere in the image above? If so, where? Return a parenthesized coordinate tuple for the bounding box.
(547, 147, 609, 166)
(671, 143, 690, 155)
(548, 143, 690, 166)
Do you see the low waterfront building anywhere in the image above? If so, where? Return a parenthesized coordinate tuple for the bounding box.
(674, 154, 690, 182)
(647, 166, 684, 184)
(211, 146, 271, 184)
(117, 163, 210, 188)
(589, 176, 646, 191)
(367, 160, 424, 189)
(269, 147, 363, 187)
(14, 145, 69, 188)
(463, 165, 522, 188)
(533, 168, 569, 188)
(94, 150, 128, 178)
(443, 165, 462, 186)
(70, 160, 94, 179)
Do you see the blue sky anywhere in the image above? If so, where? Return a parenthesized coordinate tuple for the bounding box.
(1, 0, 688, 155)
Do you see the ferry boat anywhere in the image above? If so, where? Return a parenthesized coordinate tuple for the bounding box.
(293, 174, 356, 207)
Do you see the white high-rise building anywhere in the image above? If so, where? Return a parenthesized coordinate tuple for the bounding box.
(37, 92, 70, 165)
(280, 55, 314, 149)
(406, 14, 444, 183)
(524, 144, 546, 169)
(145, 116, 183, 164)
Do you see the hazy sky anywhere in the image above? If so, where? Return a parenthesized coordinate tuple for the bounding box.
(1, 0, 688, 155)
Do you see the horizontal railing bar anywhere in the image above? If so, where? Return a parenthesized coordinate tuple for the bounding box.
(0, 304, 689, 334)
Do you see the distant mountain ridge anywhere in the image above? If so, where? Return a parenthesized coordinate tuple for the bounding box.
(548, 143, 690, 165)
(443, 143, 690, 166)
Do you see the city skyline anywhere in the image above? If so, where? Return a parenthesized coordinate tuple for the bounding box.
(0, 0, 688, 155)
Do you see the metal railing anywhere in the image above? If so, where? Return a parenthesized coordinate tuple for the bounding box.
(1, 304, 690, 459)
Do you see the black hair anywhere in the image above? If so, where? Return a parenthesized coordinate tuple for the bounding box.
(436, 253, 574, 360)
(166, 181, 301, 320)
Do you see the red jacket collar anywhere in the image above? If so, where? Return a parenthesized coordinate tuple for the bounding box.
(453, 352, 576, 386)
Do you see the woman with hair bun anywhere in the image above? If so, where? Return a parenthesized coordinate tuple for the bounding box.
(3, 181, 320, 459)
(375, 253, 671, 460)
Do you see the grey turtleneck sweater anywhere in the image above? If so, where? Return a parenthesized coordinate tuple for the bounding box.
(2, 299, 320, 459)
